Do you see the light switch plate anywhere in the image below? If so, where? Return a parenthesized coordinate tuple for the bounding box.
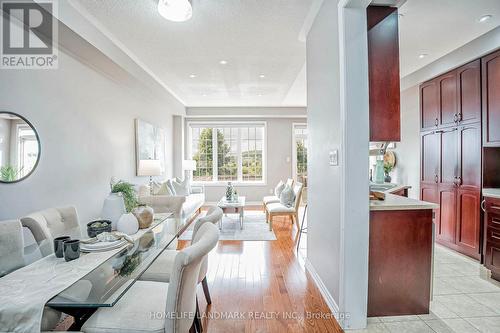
(329, 150, 338, 166)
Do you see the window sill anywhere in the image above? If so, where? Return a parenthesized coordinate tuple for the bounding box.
(192, 181, 267, 187)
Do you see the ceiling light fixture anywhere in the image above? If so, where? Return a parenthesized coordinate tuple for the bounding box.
(259, 74, 266, 78)
(189, 74, 197, 78)
(219, 60, 228, 65)
(157, 0, 192, 22)
(418, 53, 428, 59)
(479, 14, 492, 23)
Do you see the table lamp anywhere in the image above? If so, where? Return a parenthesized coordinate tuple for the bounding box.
(138, 159, 162, 195)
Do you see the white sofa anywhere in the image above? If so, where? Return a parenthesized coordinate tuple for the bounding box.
(137, 181, 205, 220)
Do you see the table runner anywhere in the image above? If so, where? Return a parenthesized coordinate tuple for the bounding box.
(0, 217, 171, 333)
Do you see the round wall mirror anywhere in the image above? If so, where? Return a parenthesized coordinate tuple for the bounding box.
(0, 112, 40, 183)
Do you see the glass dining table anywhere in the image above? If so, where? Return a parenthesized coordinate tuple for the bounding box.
(46, 213, 193, 329)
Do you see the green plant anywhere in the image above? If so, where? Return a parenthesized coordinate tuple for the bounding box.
(383, 162, 394, 175)
(0, 165, 22, 182)
(111, 181, 138, 212)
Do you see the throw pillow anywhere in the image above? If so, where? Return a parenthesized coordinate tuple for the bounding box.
(156, 182, 172, 196)
(280, 184, 296, 208)
(274, 180, 285, 197)
(166, 179, 176, 196)
(150, 181, 163, 195)
(172, 178, 190, 196)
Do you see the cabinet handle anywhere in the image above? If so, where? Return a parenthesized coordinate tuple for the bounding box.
(458, 113, 462, 122)
(481, 200, 486, 212)
(454, 114, 458, 123)
(435, 175, 439, 183)
(457, 176, 462, 185)
(435, 118, 439, 126)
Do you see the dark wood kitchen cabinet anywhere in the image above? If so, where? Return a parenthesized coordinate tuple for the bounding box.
(457, 60, 481, 124)
(425, 123, 482, 259)
(484, 196, 500, 281)
(438, 72, 458, 128)
(367, 6, 400, 142)
(421, 81, 439, 130)
(482, 50, 500, 147)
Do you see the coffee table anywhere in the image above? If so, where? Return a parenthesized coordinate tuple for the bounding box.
(217, 196, 246, 230)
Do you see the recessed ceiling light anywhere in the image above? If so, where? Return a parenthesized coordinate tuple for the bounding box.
(418, 54, 428, 59)
(259, 74, 266, 78)
(479, 15, 492, 23)
(202, 93, 207, 97)
(189, 74, 197, 78)
(219, 60, 228, 65)
(258, 93, 263, 97)
(157, 0, 192, 22)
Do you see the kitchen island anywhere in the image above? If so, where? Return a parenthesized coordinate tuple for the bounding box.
(368, 193, 438, 317)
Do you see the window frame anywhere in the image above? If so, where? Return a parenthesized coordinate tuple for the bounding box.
(187, 121, 267, 186)
(292, 123, 307, 184)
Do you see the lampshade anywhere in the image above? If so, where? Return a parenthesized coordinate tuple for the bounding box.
(182, 159, 197, 171)
(138, 159, 162, 176)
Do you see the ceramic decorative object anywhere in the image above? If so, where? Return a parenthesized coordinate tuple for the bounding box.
(87, 220, 112, 238)
(374, 159, 385, 184)
(116, 213, 139, 235)
(132, 205, 154, 229)
(101, 193, 126, 230)
(226, 182, 234, 201)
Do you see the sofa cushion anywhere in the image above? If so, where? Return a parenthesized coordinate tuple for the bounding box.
(182, 193, 204, 218)
(166, 179, 176, 195)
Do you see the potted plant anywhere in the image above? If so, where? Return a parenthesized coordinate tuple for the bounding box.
(111, 181, 138, 213)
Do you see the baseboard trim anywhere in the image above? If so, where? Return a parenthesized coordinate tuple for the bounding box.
(305, 259, 341, 324)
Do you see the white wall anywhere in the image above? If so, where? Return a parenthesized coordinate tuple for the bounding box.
(392, 85, 420, 199)
(183, 108, 306, 203)
(0, 44, 185, 225)
(306, 0, 342, 314)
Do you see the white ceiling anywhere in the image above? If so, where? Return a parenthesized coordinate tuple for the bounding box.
(68, 0, 500, 107)
(69, 0, 314, 107)
(399, 0, 500, 77)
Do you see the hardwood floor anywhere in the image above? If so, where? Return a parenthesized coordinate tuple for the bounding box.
(179, 207, 343, 333)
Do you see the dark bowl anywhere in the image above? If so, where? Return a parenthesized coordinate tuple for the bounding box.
(87, 219, 112, 238)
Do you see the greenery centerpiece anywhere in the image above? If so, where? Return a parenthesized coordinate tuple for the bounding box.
(111, 181, 138, 213)
(0, 165, 23, 182)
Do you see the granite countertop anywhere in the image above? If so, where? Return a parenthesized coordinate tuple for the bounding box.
(370, 186, 439, 212)
(483, 188, 500, 199)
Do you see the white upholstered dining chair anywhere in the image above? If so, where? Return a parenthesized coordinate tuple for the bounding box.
(81, 222, 220, 333)
(0, 219, 62, 331)
(0, 219, 25, 277)
(20, 206, 81, 256)
(140, 206, 223, 305)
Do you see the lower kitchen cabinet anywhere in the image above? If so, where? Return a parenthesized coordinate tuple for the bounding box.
(484, 197, 500, 281)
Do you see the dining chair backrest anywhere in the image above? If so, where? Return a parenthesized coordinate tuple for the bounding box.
(0, 219, 25, 277)
(293, 182, 304, 211)
(22, 227, 43, 265)
(165, 222, 219, 333)
(21, 206, 81, 257)
(191, 206, 223, 283)
(191, 206, 223, 240)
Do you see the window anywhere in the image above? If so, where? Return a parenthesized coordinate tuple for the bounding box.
(189, 122, 266, 183)
(293, 124, 308, 186)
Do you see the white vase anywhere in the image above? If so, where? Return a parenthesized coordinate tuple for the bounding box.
(101, 193, 126, 230)
(117, 213, 139, 235)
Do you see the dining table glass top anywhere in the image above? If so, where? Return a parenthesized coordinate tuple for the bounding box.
(47, 214, 182, 308)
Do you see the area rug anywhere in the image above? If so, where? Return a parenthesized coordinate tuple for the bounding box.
(179, 211, 277, 241)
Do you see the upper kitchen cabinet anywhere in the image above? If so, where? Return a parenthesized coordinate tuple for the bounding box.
(421, 80, 439, 130)
(457, 60, 481, 125)
(367, 6, 401, 142)
(420, 60, 481, 131)
(482, 49, 500, 147)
